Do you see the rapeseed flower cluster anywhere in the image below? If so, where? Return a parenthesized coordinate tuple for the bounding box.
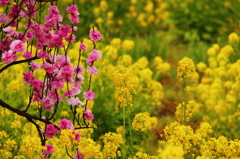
(77, 137, 103, 159)
(154, 56, 171, 73)
(195, 33, 240, 138)
(20, 136, 43, 158)
(101, 132, 123, 158)
(175, 102, 192, 123)
(0, 131, 18, 158)
(112, 66, 136, 110)
(132, 112, 157, 131)
(177, 57, 196, 82)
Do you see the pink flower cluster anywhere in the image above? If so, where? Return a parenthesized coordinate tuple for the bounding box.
(86, 49, 102, 66)
(0, 2, 102, 158)
(0, 0, 10, 6)
(23, 53, 86, 111)
(43, 144, 54, 154)
(83, 108, 94, 120)
(89, 30, 102, 42)
(74, 151, 84, 159)
(44, 119, 80, 140)
(66, 5, 80, 24)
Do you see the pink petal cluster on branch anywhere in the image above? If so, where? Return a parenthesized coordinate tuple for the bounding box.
(0, 1, 102, 158)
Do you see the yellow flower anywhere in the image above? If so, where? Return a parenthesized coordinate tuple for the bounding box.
(110, 38, 121, 49)
(228, 32, 239, 43)
(93, 7, 101, 17)
(159, 144, 184, 159)
(144, 1, 154, 13)
(196, 62, 207, 72)
(132, 112, 152, 131)
(177, 57, 196, 81)
(175, 102, 192, 123)
(101, 132, 123, 158)
(207, 47, 217, 56)
(122, 39, 135, 51)
(100, 0, 108, 12)
(156, 62, 171, 73)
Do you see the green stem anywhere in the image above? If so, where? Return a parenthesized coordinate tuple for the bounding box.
(183, 78, 187, 125)
(182, 78, 188, 153)
(123, 105, 126, 159)
(128, 108, 133, 156)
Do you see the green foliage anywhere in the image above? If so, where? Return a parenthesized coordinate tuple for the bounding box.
(164, 0, 240, 43)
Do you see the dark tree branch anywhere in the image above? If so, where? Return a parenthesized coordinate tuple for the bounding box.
(0, 98, 55, 126)
(0, 56, 38, 73)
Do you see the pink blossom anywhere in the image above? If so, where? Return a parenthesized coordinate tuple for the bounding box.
(53, 35, 64, 47)
(86, 49, 102, 65)
(47, 90, 63, 103)
(73, 65, 84, 74)
(59, 119, 74, 130)
(22, 51, 33, 59)
(0, 38, 11, 51)
(37, 51, 48, 59)
(71, 87, 81, 96)
(0, 14, 8, 24)
(87, 66, 98, 75)
(59, 25, 72, 37)
(2, 51, 14, 64)
(90, 49, 102, 59)
(45, 124, 59, 138)
(9, 20, 18, 27)
(74, 151, 84, 159)
(3, 27, 15, 36)
(80, 43, 86, 50)
(73, 26, 78, 32)
(75, 74, 84, 83)
(65, 34, 76, 42)
(89, 30, 102, 42)
(72, 82, 81, 89)
(61, 72, 74, 83)
(66, 5, 78, 14)
(40, 154, 47, 159)
(86, 49, 102, 66)
(52, 81, 64, 90)
(83, 108, 94, 120)
(24, 19, 35, 29)
(83, 90, 95, 101)
(67, 97, 84, 106)
(43, 145, 54, 154)
(31, 78, 44, 91)
(10, 40, 25, 52)
(23, 72, 34, 84)
(17, 32, 26, 41)
(25, 32, 34, 41)
(41, 96, 54, 111)
(19, 5, 36, 18)
(56, 54, 70, 66)
(69, 16, 80, 24)
(8, 5, 21, 18)
(63, 90, 74, 97)
(0, 0, 10, 6)
(42, 62, 55, 74)
(62, 65, 73, 74)
(32, 92, 42, 102)
(45, 5, 63, 22)
(19, 4, 36, 18)
(73, 131, 80, 141)
(36, 43, 44, 50)
(66, 5, 80, 24)
(30, 62, 41, 70)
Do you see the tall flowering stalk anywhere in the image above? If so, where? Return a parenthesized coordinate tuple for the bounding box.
(0, 0, 102, 158)
(176, 57, 196, 152)
(177, 57, 196, 125)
